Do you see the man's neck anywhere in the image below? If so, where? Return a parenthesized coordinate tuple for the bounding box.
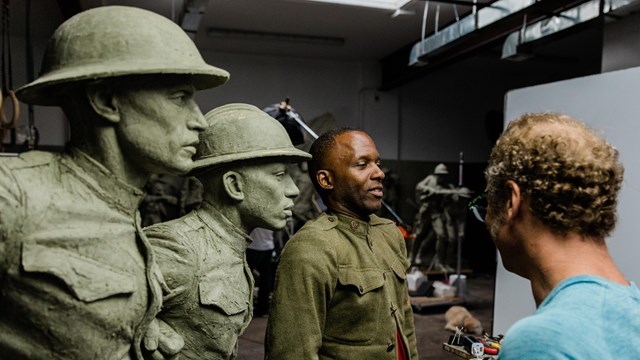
(527, 232, 628, 306)
(72, 128, 148, 189)
(202, 198, 250, 234)
(324, 198, 371, 221)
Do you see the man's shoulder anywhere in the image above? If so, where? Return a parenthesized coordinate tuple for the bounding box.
(369, 215, 403, 241)
(502, 314, 566, 352)
(279, 216, 339, 267)
(502, 309, 607, 359)
(295, 213, 339, 233)
(294, 213, 396, 236)
(0, 151, 61, 184)
(144, 213, 209, 275)
(0, 152, 65, 216)
(369, 214, 396, 226)
(1, 151, 59, 170)
(284, 214, 341, 251)
(145, 211, 205, 243)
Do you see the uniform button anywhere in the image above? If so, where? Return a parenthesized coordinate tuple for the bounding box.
(328, 217, 335, 222)
(387, 343, 395, 352)
(350, 220, 359, 230)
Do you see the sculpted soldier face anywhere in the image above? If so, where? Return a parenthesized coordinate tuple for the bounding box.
(238, 162, 300, 230)
(321, 131, 385, 219)
(113, 76, 207, 175)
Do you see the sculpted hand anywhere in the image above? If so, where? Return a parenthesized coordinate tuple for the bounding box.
(143, 318, 184, 359)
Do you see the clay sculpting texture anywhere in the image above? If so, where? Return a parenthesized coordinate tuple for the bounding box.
(142, 103, 310, 359)
(0, 149, 162, 359)
(144, 201, 254, 359)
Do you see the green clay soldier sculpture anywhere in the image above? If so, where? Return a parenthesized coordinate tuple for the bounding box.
(411, 163, 470, 270)
(144, 103, 311, 359)
(0, 6, 229, 359)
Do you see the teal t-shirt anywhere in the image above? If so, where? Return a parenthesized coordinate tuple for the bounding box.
(499, 275, 640, 359)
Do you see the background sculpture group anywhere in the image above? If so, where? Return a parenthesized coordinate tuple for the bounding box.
(410, 163, 471, 271)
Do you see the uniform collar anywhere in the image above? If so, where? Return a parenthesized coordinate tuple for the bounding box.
(330, 212, 369, 237)
(197, 200, 252, 255)
(63, 146, 145, 217)
(325, 211, 392, 237)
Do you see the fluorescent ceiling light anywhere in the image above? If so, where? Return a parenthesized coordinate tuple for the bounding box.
(304, 0, 412, 10)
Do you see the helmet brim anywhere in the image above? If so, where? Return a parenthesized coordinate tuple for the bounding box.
(16, 62, 230, 106)
(191, 147, 312, 174)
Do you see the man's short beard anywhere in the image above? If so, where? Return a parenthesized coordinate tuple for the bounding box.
(489, 206, 507, 241)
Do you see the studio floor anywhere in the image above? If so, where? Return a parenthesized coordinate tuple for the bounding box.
(237, 273, 496, 360)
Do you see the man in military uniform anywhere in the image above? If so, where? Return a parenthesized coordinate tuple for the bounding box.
(0, 6, 229, 359)
(144, 104, 311, 359)
(266, 128, 418, 359)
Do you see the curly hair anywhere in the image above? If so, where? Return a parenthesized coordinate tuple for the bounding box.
(485, 112, 624, 238)
(307, 127, 358, 196)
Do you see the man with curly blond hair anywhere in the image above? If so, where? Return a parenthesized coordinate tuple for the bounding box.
(473, 112, 640, 359)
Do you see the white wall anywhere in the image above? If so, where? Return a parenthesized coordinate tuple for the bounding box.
(494, 65, 640, 336)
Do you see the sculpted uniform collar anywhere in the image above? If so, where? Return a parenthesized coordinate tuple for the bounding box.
(197, 200, 252, 254)
(64, 146, 145, 217)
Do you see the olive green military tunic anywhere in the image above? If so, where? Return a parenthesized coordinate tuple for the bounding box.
(266, 212, 418, 359)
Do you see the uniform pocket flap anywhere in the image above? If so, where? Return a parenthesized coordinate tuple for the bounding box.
(390, 258, 408, 280)
(21, 243, 137, 302)
(337, 267, 384, 295)
(199, 280, 247, 315)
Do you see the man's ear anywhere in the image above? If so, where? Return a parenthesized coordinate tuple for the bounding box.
(504, 179, 522, 221)
(86, 81, 120, 124)
(316, 170, 333, 190)
(222, 171, 245, 201)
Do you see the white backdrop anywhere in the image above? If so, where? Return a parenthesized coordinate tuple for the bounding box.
(493, 65, 640, 335)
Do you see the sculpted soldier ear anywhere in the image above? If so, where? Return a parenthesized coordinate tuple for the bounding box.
(222, 170, 245, 201)
(85, 80, 120, 124)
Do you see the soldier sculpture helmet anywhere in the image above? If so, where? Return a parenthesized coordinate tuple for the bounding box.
(16, 6, 230, 105)
(192, 103, 312, 171)
(434, 163, 449, 175)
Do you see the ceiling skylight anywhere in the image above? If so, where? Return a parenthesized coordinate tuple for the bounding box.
(304, 0, 412, 11)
